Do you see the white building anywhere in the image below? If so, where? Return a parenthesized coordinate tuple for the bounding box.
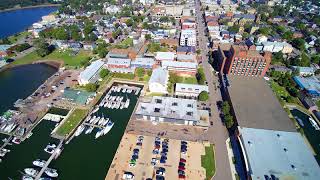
(78, 60, 104, 85)
(180, 29, 196, 46)
(148, 68, 169, 94)
(175, 83, 209, 97)
(155, 52, 175, 61)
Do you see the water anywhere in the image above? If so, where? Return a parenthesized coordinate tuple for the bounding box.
(0, 6, 58, 39)
(0, 63, 57, 114)
(291, 109, 320, 165)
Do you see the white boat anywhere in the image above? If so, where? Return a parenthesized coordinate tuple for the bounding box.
(120, 103, 124, 109)
(45, 168, 58, 178)
(24, 168, 38, 177)
(119, 96, 124, 101)
(112, 96, 117, 101)
(12, 137, 21, 144)
(117, 86, 121, 92)
(95, 129, 103, 139)
(85, 126, 94, 134)
(135, 88, 141, 95)
(309, 117, 320, 130)
(89, 116, 96, 123)
(103, 102, 108, 108)
(122, 88, 127, 93)
(0, 150, 7, 157)
(26, 132, 33, 139)
(98, 117, 104, 126)
(294, 116, 304, 127)
(22, 175, 34, 180)
(44, 144, 56, 154)
(124, 99, 130, 108)
(107, 102, 112, 108)
(33, 159, 46, 167)
(74, 125, 85, 136)
(92, 107, 99, 113)
(2, 148, 10, 153)
(103, 121, 114, 135)
(128, 89, 133, 93)
(92, 117, 100, 125)
(102, 118, 109, 126)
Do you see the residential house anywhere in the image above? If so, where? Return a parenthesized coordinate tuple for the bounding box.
(175, 83, 209, 97)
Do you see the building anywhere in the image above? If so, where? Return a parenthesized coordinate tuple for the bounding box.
(161, 60, 197, 76)
(225, 75, 320, 180)
(148, 67, 169, 94)
(131, 57, 155, 69)
(106, 58, 133, 73)
(294, 76, 320, 96)
(218, 45, 272, 77)
(135, 96, 209, 126)
(180, 29, 196, 46)
(176, 54, 196, 62)
(155, 52, 175, 62)
(175, 83, 208, 97)
(78, 60, 104, 85)
(41, 14, 56, 23)
(62, 88, 96, 105)
(293, 66, 315, 76)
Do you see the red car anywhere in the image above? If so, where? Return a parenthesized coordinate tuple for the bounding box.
(180, 158, 186, 163)
(178, 166, 185, 170)
(179, 175, 186, 179)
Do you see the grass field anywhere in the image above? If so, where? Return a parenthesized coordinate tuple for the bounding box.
(270, 80, 300, 105)
(8, 31, 31, 43)
(181, 76, 198, 84)
(12, 49, 91, 68)
(55, 109, 88, 137)
(201, 144, 216, 180)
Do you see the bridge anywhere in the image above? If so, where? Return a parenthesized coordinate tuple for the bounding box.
(34, 140, 64, 180)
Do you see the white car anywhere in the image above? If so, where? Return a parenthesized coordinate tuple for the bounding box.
(123, 172, 134, 180)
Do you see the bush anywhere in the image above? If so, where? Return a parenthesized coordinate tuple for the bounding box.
(99, 68, 110, 78)
(112, 73, 135, 79)
(199, 91, 209, 101)
(85, 83, 98, 92)
(135, 67, 145, 77)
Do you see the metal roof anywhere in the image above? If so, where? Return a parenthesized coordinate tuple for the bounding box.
(79, 60, 104, 82)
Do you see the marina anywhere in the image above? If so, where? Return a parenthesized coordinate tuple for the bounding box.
(0, 82, 143, 179)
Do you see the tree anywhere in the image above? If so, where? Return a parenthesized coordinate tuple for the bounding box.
(282, 31, 293, 41)
(99, 69, 110, 78)
(34, 38, 50, 57)
(300, 52, 310, 67)
(311, 55, 320, 64)
(94, 42, 109, 58)
(228, 25, 239, 33)
(257, 27, 270, 35)
(224, 114, 234, 128)
(145, 34, 152, 40)
(85, 83, 98, 92)
(135, 67, 145, 78)
(272, 51, 284, 64)
(196, 49, 201, 55)
(292, 38, 306, 51)
(196, 68, 206, 85)
(198, 91, 209, 101)
(222, 101, 230, 115)
(169, 72, 182, 84)
(55, 28, 68, 40)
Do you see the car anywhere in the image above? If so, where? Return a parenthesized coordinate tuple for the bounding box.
(161, 156, 167, 160)
(155, 144, 160, 149)
(156, 175, 165, 180)
(180, 158, 186, 163)
(181, 141, 188, 145)
(179, 174, 186, 179)
(160, 152, 167, 156)
(160, 159, 166, 163)
(155, 137, 161, 141)
(131, 155, 138, 160)
(159, 167, 166, 172)
(129, 162, 136, 167)
(136, 142, 142, 146)
(178, 170, 185, 175)
(162, 145, 168, 149)
(162, 148, 168, 153)
(179, 162, 185, 167)
(155, 140, 161, 145)
(162, 142, 168, 146)
(156, 170, 165, 176)
(138, 135, 144, 140)
(163, 138, 169, 143)
(151, 158, 158, 166)
(178, 166, 185, 170)
(133, 151, 139, 156)
(122, 172, 134, 180)
(210, 121, 213, 126)
(133, 148, 139, 153)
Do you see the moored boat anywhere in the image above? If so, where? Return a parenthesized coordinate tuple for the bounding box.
(45, 168, 58, 178)
(103, 121, 114, 135)
(24, 168, 38, 177)
(32, 159, 46, 167)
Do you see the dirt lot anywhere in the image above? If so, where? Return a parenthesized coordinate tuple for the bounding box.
(105, 133, 206, 180)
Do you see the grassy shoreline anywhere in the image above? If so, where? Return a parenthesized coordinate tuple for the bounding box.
(0, 4, 60, 13)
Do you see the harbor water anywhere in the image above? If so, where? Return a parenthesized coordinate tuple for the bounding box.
(291, 109, 320, 165)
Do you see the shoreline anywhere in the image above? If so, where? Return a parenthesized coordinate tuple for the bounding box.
(0, 4, 60, 13)
(0, 60, 62, 73)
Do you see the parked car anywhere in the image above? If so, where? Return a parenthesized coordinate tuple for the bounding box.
(180, 158, 186, 163)
(122, 172, 134, 180)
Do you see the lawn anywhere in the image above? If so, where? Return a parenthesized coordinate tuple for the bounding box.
(270, 80, 300, 105)
(181, 76, 198, 84)
(8, 31, 31, 43)
(114, 38, 133, 49)
(201, 144, 216, 180)
(12, 49, 91, 68)
(317, 100, 320, 109)
(55, 109, 88, 137)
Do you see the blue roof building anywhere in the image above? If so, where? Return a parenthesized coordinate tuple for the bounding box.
(294, 76, 320, 96)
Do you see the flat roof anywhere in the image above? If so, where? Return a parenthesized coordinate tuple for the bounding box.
(79, 60, 104, 82)
(240, 127, 320, 180)
(227, 75, 296, 132)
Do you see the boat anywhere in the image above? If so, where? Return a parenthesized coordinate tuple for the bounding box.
(309, 117, 320, 130)
(122, 88, 127, 93)
(26, 132, 33, 139)
(95, 129, 103, 139)
(22, 175, 34, 180)
(135, 88, 141, 95)
(89, 116, 96, 123)
(117, 86, 121, 92)
(0, 150, 7, 157)
(2, 148, 10, 153)
(92, 117, 100, 125)
(85, 126, 94, 134)
(12, 137, 21, 144)
(44, 144, 56, 154)
(33, 159, 46, 167)
(45, 168, 58, 178)
(24, 168, 38, 177)
(103, 121, 114, 135)
(124, 99, 130, 108)
(102, 118, 109, 126)
(92, 107, 99, 113)
(74, 125, 85, 136)
(294, 116, 304, 127)
(39, 177, 52, 180)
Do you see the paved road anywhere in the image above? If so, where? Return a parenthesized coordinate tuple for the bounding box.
(194, 1, 233, 180)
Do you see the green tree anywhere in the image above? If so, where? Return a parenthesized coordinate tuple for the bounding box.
(257, 27, 270, 35)
(228, 25, 239, 33)
(222, 101, 231, 115)
(292, 38, 306, 51)
(282, 31, 293, 41)
(55, 28, 68, 40)
(272, 51, 284, 64)
(196, 67, 206, 85)
(99, 69, 110, 78)
(135, 67, 145, 78)
(85, 83, 98, 92)
(311, 55, 320, 64)
(196, 49, 201, 55)
(34, 38, 50, 57)
(145, 34, 152, 40)
(169, 72, 182, 84)
(224, 114, 234, 128)
(94, 42, 109, 58)
(198, 91, 209, 101)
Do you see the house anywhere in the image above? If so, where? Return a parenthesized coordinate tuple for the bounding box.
(0, 45, 11, 58)
(175, 83, 209, 97)
(131, 57, 155, 69)
(82, 43, 96, 51)
(180, 29, 196, 46)
(299, 93, 318, 112)
(103, 5, 120, 14)
(148, 67, 169, 94)
(106, 58, 133, 73)
(155, 52, 175, 62)
(176, 54, 196, 62)
(161, 60, 197, 76)
(135, 96, 210, 126)
(78, 60, 104, 85)
(256, 35, 268, 44)
(294, 76, 320, 96)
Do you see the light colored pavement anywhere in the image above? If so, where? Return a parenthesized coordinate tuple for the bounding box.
(195, 0, 233, 180)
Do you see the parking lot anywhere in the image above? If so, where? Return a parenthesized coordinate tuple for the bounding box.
(106, 133, 206, 180)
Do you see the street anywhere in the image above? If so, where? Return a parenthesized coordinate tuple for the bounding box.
(194, 0, 233, 180)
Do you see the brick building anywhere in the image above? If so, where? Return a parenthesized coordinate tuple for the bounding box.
(217, 45, 271, 77)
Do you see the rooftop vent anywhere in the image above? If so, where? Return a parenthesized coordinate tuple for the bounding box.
(284, 148, 288, 152)
(291, 164, 296, 170)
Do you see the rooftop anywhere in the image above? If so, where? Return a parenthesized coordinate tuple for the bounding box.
(240, 127, 320, 180)
(227, 75, 296, 132)
(79, 60, 104, 82)
(62, 89, 95, 105)
(149, 67, 169, 85)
